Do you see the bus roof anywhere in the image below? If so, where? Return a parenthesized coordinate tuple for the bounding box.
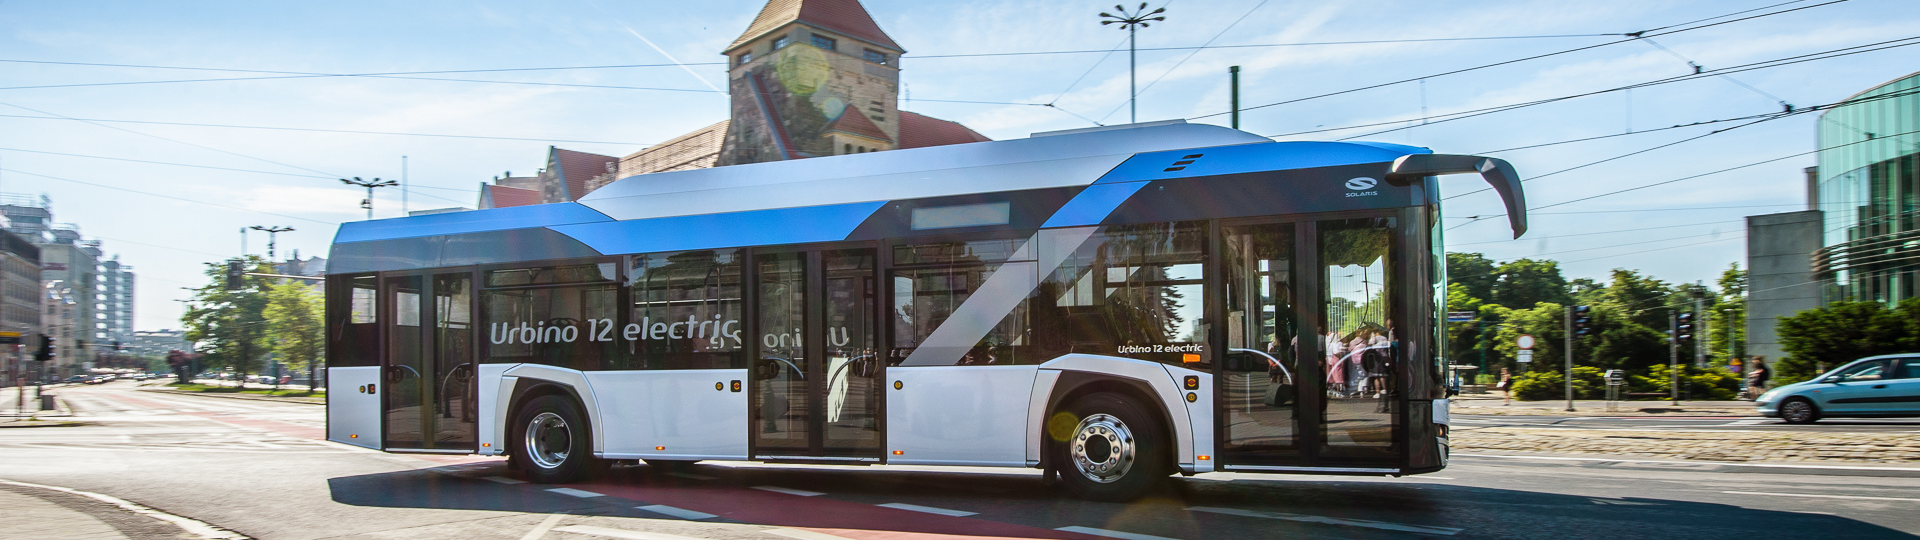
(329, 123, 1438, 273)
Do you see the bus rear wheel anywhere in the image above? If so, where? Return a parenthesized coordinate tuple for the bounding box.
(513, 394, 605, 483)
(1053, 392, 1168, 502)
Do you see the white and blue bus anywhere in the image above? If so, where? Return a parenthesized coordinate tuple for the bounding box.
(324, 122, 1526, 501)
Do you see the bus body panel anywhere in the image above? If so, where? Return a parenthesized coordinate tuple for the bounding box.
(587, 369, 750, 460)
(1163, 363, 1215, 473)
(500, 364, 607, 452)
(1022, 369, 1064, 466)
(326, 366, 382, 449)
(1039, 355, 1197, 470)
(476, 364, 516, 455)
(886, 365, 1036, 466)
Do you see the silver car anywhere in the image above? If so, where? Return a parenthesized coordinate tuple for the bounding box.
(1756, 354, 1920, 424)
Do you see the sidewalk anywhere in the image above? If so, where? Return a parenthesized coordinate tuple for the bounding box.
(1455, 426, 1920, 464)
(1453, 392, 1759, 416)
(1, 388, 77, 426)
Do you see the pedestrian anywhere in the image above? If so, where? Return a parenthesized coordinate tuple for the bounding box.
(1746, 358, 1771, 400)
(1496, 367, 1513, 405)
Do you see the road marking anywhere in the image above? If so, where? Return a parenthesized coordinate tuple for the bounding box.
(752, 485, 825, 497)
(1454, 453, 1920, 473)
(0, 479, 246, 539)
(519, 513, 565, 540)
(555, 525, 711, 540)
(1187, 506, 1463, 536)
(545, 487, 604, 498)
(876, 502, 977, 517)
(484, 476, 528, 484)
(636, 504, 717, 520)
(1723, 491, 1920, 503)
(665, 472, 716, 480)
(763, 529, 858, 540)
(1054, 526, 1179, 540)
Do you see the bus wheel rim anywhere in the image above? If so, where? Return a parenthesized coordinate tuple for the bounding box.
(1070, 413, 1135, 484)
(526, 412, 571, 469)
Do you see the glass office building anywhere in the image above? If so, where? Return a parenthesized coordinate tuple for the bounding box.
(1814, 71, 1920, 305)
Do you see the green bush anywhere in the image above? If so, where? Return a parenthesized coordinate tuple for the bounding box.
(1510, 370, 1601, 401)
(1630, 365, 1739, 400)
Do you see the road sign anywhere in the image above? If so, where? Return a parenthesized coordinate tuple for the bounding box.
(1517, 335, 1535, 350)
(1446, 311, 1477, 322)
(0, 331, 18, 345)
(1517, 350, 1534, 363)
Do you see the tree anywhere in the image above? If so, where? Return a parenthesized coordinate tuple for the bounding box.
(182, 256, 272, 386)
(1710, 264, 1746, 364)
(1775, 299, 1920, 385)
(1597, 269, 1674, 331)
(1446, 253, 1497, 304)
(1488, 302, 1566, 374)
(1492, 258, 1572, 309)
(265, 281, 325, 391)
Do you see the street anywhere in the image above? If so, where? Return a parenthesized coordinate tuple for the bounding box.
(0, 381, 1914, 539)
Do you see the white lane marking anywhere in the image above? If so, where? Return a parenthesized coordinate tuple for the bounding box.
(665, 472, 716, 480)
(636, 504, 717, 520)
(876, 502, 977, 517)
(484, 476, 528, 484)
(545, 487, 604, 498)
(1054, 526, 1180, 540)
(518, 513, 565, 540)
(1188, 506, 1463, 536)
(1453, 453, 1920, 473)
(0, 479, 247, 539)
(1723, 491, 1920, 503)
(752, 485, 825, 497)
(555, 525, 711, 539)
(1414, 476, 1457, 480)
(762, 529, 858, 540)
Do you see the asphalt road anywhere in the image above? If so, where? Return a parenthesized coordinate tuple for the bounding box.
(3, 381, 1918, 540)
(1456, 414, 1920, 432)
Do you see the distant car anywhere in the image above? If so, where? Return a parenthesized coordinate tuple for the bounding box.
(1757, 354, 1920, 423)
(64, 375, 88, 384)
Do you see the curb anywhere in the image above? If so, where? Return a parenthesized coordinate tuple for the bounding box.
(138, 389, 324, 406)
(0, 479, 250, 539)
(0, 420, 89, 429)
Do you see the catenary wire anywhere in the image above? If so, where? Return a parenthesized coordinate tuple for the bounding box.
(2, 167, 337, 225)
(0, 113, 648, 146)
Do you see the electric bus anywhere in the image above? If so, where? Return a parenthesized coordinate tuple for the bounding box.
(323, 121, 1527, 501)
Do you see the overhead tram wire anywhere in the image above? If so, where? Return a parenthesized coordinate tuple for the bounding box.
(1, 167, 337, 226)
(0, 101, 343, 179)
(0, 147, 485, 196)
(0, 113, 649, 146)
(1191, 0, 1854, 121)
(1439, 116, 1781, 201)
(1447, 218, 1747, 247)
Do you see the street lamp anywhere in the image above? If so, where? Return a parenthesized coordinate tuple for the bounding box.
(1100, 3, 1166, 125)
(248, 226, 294, 262)
(339, 177, 397, 220)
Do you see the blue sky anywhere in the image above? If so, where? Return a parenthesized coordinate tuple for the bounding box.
(2, 0, 1916, 329)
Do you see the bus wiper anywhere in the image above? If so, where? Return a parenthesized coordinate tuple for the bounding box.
(1385, 154, 1527, 239)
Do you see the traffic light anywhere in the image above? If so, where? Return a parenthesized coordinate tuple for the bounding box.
(34, 334, 54, 362)
(226, 260, 245, 290)
(1572, 305, 1593, 337)
(1675, 312, 1695, 344)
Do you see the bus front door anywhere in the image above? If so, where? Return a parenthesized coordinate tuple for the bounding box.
(382, 271, 478, 453)
(751, 247, 883, 460)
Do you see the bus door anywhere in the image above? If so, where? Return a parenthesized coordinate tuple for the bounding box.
(751, 247, 883, 460)
(382, 271, 478, 452)
(1217, 217, 1402, 469)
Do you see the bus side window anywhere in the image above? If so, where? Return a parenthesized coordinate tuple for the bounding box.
(328, 275, 380, 368)
(480, 263, 624, 371)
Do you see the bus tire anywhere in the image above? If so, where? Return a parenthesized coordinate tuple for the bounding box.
(1779, 397, 1820, 424)
(1053, 392, 1168, 502)
(513, 394, 602, 483)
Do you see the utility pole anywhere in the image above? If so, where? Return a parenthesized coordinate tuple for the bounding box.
(340, 177, 397, 220)
(1695, 281, 1708, 368)
(1230, 65, 1241, 129)
(1101, 3, 1165, 124)
(248, 226, 294, 262)
(1669, 310, 1680, 405)
(1564, 305, 1575, 411)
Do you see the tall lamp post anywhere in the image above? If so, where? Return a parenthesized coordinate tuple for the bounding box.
(340, 177, 397, 220)
(248, 226, 294, 262)
(1101, 3, 1166, 125)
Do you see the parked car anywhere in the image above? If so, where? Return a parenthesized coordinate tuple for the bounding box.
(64, 375, 89, 384)
(1757, 354, 1920, 423)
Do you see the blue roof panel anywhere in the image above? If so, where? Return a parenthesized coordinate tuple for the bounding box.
(333, 203, 613, 244)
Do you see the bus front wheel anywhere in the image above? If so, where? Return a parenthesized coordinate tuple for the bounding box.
(1053, 392, 1168, 502)
(512, 394, 605, 483)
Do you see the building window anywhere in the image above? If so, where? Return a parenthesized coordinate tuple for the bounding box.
(813, 35, 836, 51)
(844, 144, 852, 154)
(863, 49, 887, 64)
(738, 52, 752, 66)
(773, 36, 789, 50)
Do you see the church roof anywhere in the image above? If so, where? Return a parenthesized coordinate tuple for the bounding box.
(899, 111, 991, 148)
(727, 0, 902, 54)
(480, 184, 540, 209)
(551, 147, 619, 201)
(825, 104, 892, 143)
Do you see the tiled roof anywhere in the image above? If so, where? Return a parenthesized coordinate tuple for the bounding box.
(898, 111, 992, 148)
(617, 121, 729, 180)
(552, 148, 618, 201)
(825, 104, 892, 143)
(727, 0, 902, 53)
(483, 185, 540, 209)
